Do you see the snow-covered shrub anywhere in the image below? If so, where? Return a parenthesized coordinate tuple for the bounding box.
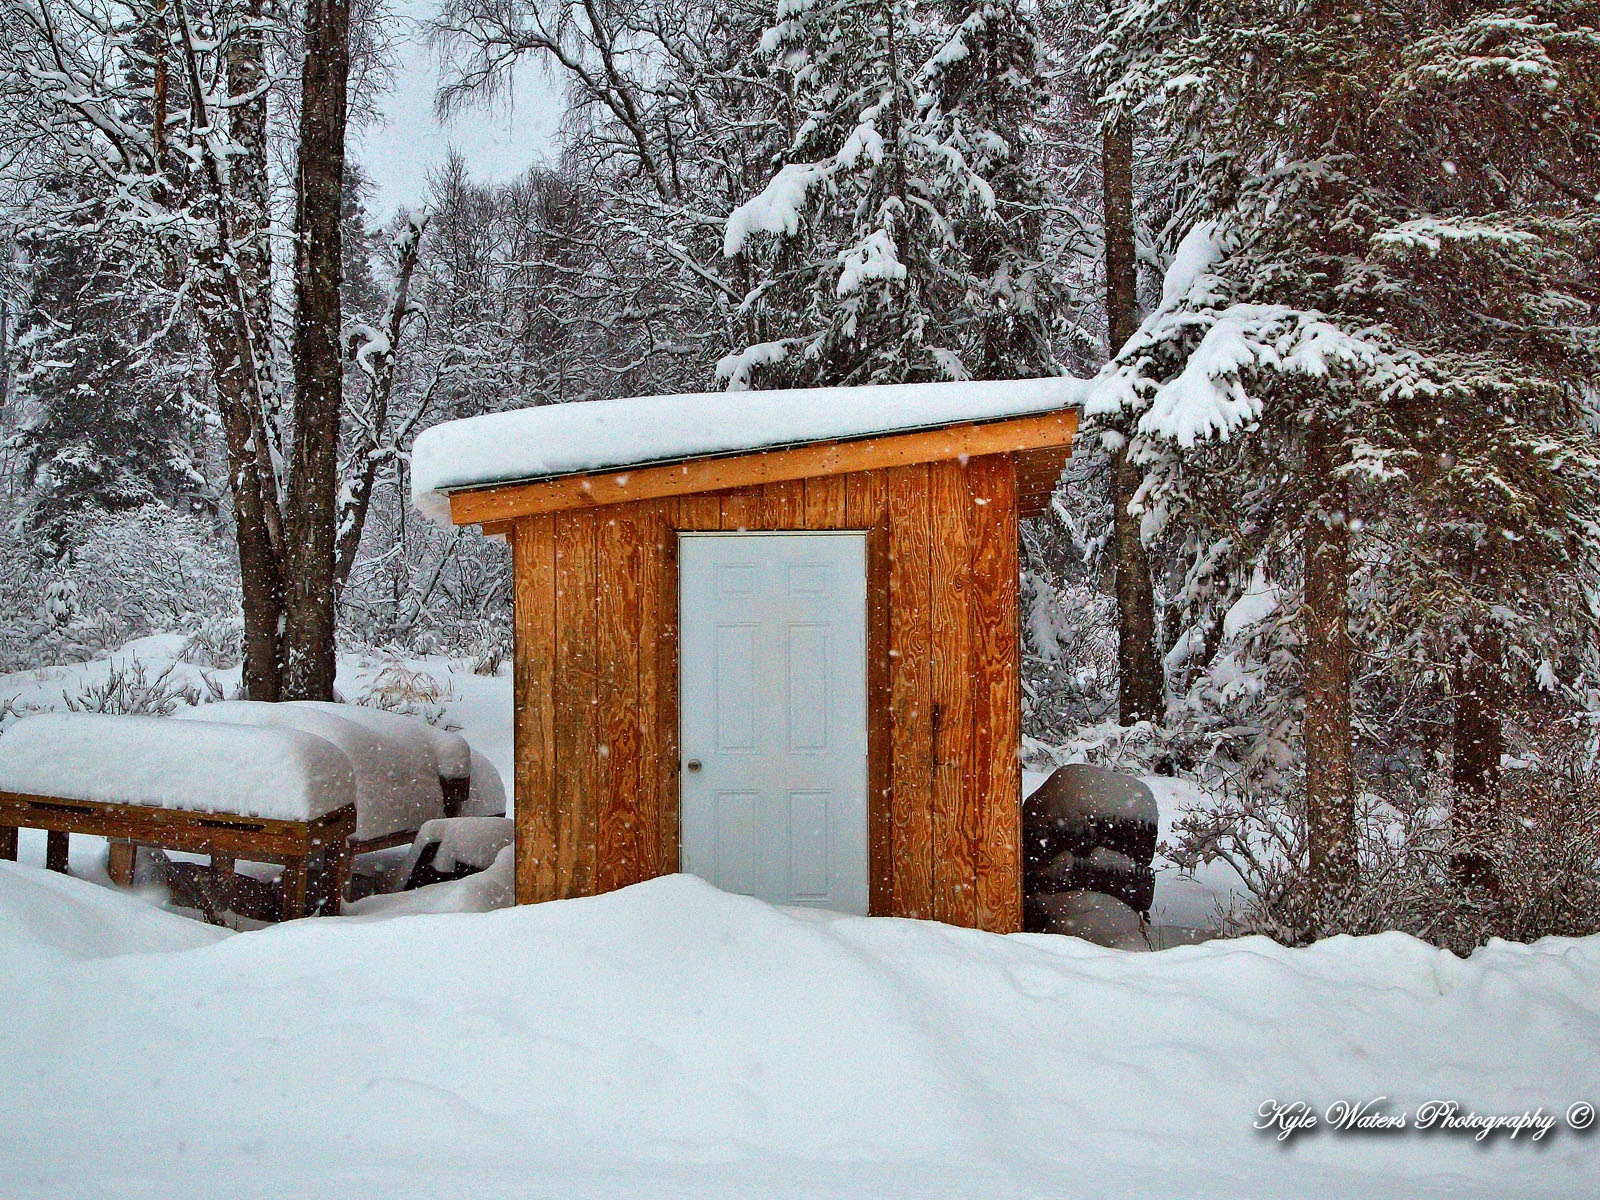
(67, 506, 239, 634)
(0, 500, 53, 670)
(425, 616, 511, 677)
(41, 576, 79, 626)
(178, 615, 244, 670)
(26, 610, 129, 665)
(1021, 457, 1121, 741)
(0, 503, 239, 673)
(465, 635, 508, 677)
(349, 653, 455, 725)
(0, 695, 38, 733)
(338, 492, 511, 663)
(1177, 713, 1600, 951)
(60, 658, 213, 717)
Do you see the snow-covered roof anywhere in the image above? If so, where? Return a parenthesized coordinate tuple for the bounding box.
(410, 376, 1089, 524)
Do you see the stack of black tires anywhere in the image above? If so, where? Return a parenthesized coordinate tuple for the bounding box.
(1023, 764, 1159, 949)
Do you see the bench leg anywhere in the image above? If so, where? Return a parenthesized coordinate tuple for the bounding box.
(45, 831, 69, 874)
(280, 858, 309, 922)
(0, 825, 16, 862)
(107, 841, 138, 887)
(441, 775, 470, 819)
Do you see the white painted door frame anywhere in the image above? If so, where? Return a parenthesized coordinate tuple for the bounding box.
(678, 532, 869, 913)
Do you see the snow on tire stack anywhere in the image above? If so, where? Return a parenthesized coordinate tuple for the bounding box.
(1023, 764, 1158, 950)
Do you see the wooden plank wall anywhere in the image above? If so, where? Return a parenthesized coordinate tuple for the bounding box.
(509, 454, 1022, 932)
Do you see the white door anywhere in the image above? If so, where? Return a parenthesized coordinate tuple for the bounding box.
(679, 532, 869, 914)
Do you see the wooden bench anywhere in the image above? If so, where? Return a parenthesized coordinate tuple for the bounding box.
(342, 774, 470, 857)
(0, 791, 356, 922)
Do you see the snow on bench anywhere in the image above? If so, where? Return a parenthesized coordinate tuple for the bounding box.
(292, 701, 471, 781)
(0, 705, 500, 920)
(462, 748, 506, 818)
(291, 702, 509, 820)
(397, 816, 514, 891)
(175, 701, 470, 845)
(0, 712, 355, 821)
(410, 376, 1090, 523)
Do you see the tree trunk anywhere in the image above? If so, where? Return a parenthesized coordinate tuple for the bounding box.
(222, 0, 286, 700)
(206, 322, 285, 702)
(1451, 625, 1503, 889)
(171, 0, 289, 699)
(283, 0, 351, 701)
(1302, 421, 1357, 922)
(1103, 115, 1163, 724)
(1113, 447, 1163, 722)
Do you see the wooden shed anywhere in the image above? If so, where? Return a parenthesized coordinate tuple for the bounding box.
(414, 378, 1081, 933)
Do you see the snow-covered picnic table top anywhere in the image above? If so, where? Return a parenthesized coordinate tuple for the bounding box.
(411, 376, 1090, 523)
(0, 713, 356, 822)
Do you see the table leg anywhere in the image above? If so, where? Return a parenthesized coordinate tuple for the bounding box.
(107, 841, 137, 886)
(45, 831, 69, 873)
(0, 825, 16, 862)
(280, 858, 309, 921)
(324, 840, 353, 916)
(210, 854, 236, 916)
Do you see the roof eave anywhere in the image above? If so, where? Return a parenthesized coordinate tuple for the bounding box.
(446, 408, 1078, 528)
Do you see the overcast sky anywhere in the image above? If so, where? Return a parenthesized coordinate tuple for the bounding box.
(354, 2, 566, 220)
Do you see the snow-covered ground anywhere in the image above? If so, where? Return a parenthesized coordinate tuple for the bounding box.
(3, 641, 1598, 1195)
(2, 863, 1596, 1199)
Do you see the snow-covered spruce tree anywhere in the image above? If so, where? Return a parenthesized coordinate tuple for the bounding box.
(6, 186, 208, 557)
(1015, 0, 1211, 745)
(1091, 0, 1600, 934)
(720, 0, 1062, 386)
(1089, 0, 1173, 728)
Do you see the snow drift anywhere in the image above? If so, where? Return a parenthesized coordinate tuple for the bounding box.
(2, 865, 1595, 1199)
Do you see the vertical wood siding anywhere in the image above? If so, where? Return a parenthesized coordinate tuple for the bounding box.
(510, 453, 1023, 932)
(511, 514, 556, 904)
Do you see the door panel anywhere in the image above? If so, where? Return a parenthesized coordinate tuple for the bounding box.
(788, 792, 831, 901)
(713, 625, 757, 750)
(714, 792, 759, 895)
(786, 626, 829, 751)
(680, 532, 869, 914)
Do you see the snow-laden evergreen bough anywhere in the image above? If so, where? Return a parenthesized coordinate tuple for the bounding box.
(1086, 0, 1600, 940)
(719, 0, 1066, 387)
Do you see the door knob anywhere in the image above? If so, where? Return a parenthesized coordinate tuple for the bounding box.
(686, 759, 702, 772)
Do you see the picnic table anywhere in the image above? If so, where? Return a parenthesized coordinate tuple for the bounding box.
(0, 713, 357, 921)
